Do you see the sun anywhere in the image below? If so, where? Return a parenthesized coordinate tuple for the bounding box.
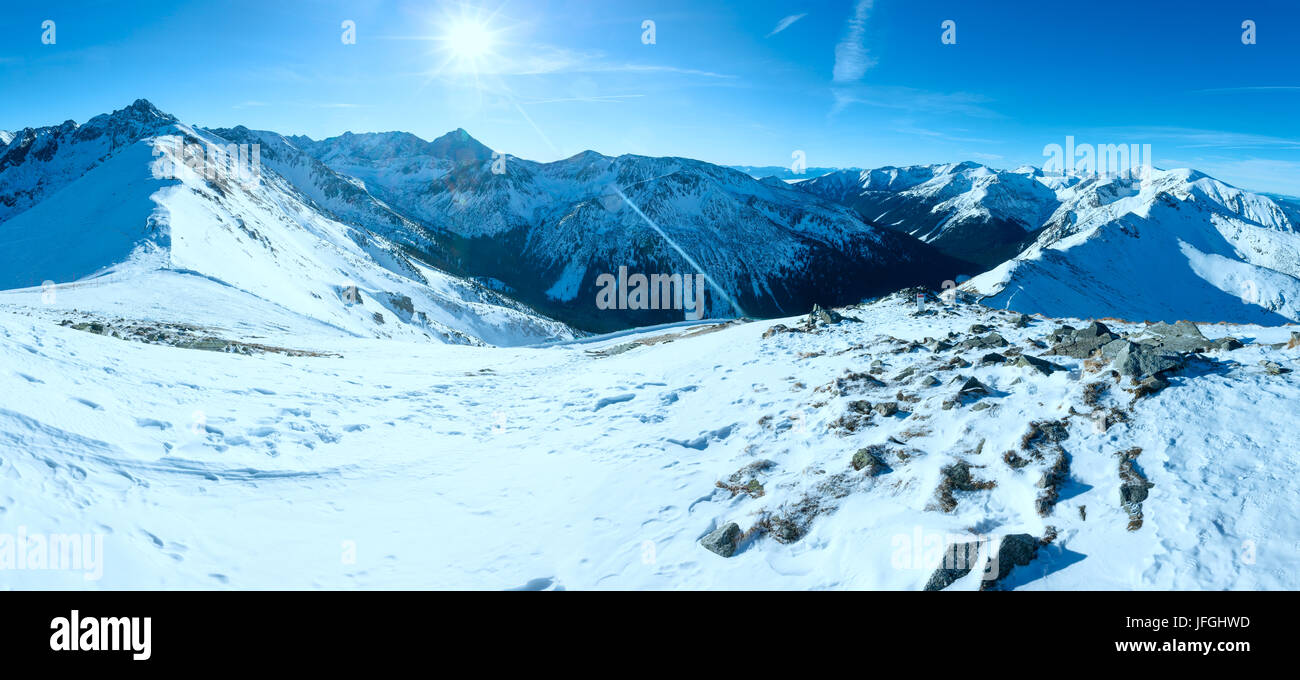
(444, 18, 496, 62)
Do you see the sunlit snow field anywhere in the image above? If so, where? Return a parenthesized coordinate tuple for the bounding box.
(2, 281, 1297, 590)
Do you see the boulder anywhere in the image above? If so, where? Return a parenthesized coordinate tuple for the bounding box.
(1112, 341, 1185, 380)
(808, 304, 843, 326)
(1213, 337, 1243, 351)
(1012, 354, 1063, 375)
(978, 352, 1007, 366)
(959, 377, 990, 395)
(851, 446, 890, 476)
(979, 533, 1043, 591)
(1141, 321, 1212, 353)
(1049, 321, 1121, 358)
(700, 523, 742, 557)
(923, 540, 985, 591)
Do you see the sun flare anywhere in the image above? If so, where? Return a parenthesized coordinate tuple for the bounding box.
(440, 17, 498, 69)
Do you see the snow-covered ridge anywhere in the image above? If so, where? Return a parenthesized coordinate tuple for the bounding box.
(965, 168, 1300, 324)
(0, 100, 575, 346)
(797, 160, 1300, 325)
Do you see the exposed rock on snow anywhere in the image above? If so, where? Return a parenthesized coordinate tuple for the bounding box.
(700, 523, 743, 558)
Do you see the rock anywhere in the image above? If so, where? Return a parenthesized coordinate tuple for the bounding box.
(923, 540, 985, 591)
(949, 356, 972, 369)
(980, 534, 1043, 591)
(700, 523, 742, 557)
(958, 332, 1009, 350)
(1120, 481, 1151, 505)
(1047, 325, 1077, 343)
(808, 304, 843, 326)
(1012, 354, 1063, 375)
(1049, 321, 1121, 358)
(874, 401, 899, 417)
(978, 352, 1006, 366)
(1098, 338, 1130, 359)
(920, 375, 940, 387)
(969, 323, 992, 334)
(925, 338, 954, 353)
(1260, 360, 1291, 375)
(1112, 341, 1185, 380)
(1012, 313, 1031, 328)
(1134, 375, 1170, 397)
(1141, 320, 1212, 353)
(851, 446, 890, 476)
(762, 324, 793, 339)
(971, 401, 994, 412)
(1213, 337, 1243, 351)
(959, 377, 990, 395)
(892, 366, 918, 382)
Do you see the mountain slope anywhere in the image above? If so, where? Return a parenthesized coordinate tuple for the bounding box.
(797, 162, 1060, 269)
(295, 134, 965, 331)
(965, 169, 1300, 324)
(0, 101, 575, 346)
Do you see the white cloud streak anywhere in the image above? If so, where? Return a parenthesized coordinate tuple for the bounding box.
(833, 0, 875, 82)
(767, 13, 807, 38)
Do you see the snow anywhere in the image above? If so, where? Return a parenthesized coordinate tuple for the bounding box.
(2, 294, 1296, 589)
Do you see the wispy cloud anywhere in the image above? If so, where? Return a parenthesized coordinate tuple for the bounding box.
(892, 123, 1000, 145)
(832, 86, 1001, 118)
(1095, 126, 1300, 151)
(833, 0, 875, 82)
(420, 44, 735, 80)
(767, 13, 807, 38)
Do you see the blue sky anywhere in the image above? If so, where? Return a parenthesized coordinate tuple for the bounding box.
(2, 0, 1299, 194)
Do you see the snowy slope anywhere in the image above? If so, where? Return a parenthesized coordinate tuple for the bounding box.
(2, 294, 1295, 589)
(0, 101, 575, 346)
(966, 169, 1300, 324)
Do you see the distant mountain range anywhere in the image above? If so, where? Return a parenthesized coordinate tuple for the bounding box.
(3, 99, 1299, 339)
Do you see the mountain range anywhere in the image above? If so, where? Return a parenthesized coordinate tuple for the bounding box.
(2, 99, 1299, 341)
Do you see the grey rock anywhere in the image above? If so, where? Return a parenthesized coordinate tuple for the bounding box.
(980, 533, 1042, 591)
(923, 540, 985, 591)
(978, 352, 1007, 366)
(874, 401, 899, 417)
(700, 523, 742, 557)
(1142, 321, 1212, 353)
(1049, 321, 1121, 358)
(1012, 354, 1063, 375)
(1213, 337, 1243, 351)
(851, 446, 890, 476)
(1112, 341, 1185, 379)
(808, 304, 843, 326)
(959, 377, 990, 395)
(920, 375, 940, 387)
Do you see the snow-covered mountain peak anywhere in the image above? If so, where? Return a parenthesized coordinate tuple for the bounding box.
(429, 127, 494, 163)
